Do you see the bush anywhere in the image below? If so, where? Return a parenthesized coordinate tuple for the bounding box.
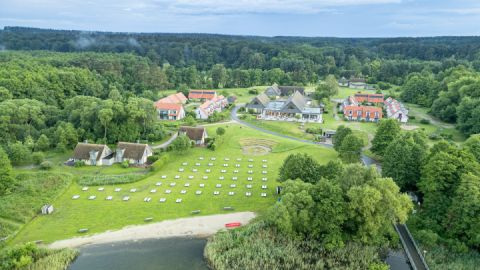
(150, 154, 170, 172)
(32, 152, 45, 165)
(377, 82, 391, 90)
(39, 161, 52, 170)
(248, 89, 259, 95)
(409, 115, 416, 120)
(429, 133, 441, 140)
(420, 119, 430, 124)
(78, 174, 145, 186)
(216, 127, 226, 136)
(305, 127, 323, 134)
(121, 160, 129, 168)
(147, 155, 159, 164)
(73, 160, 85, 167)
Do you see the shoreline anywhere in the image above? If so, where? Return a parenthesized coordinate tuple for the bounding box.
(48, 212, 255, 249)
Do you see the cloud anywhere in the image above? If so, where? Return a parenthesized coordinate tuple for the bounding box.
(156, 0, 402, 15)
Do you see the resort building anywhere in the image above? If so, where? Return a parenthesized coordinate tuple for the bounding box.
(154, 92, 187, 120)
(245, 93, 270, 113)
(353, 93, 384, 104)
(385, 97, 409, 123)
(348, 78, 368, 89)
(195, 95, 228, 119)
(115, 142, 153, 165)
(343, 105, 382, 122)
(72, 143, 114, 166)
(155, 102, 185, 120)
(249, 91, 323, 123)
(188, 90, 217, 101)
(179, 126, 208, 145)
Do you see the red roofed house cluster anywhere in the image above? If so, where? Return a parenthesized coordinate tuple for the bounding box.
(154, 90, 229, 121)
(341, 92, 385, 122)
(155, 92, 187, 120)
(194, 93, 228, 119)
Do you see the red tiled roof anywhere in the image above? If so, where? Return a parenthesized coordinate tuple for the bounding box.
(354, 93, 384, 103)
(344, 105, 383, 119)
(188, 90, 217, 100)
(155, 103, 183, 116)
(156, 92, 187, 104)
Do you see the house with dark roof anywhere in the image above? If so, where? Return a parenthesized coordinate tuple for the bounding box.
(72, 143, 114, 166)
(264, 84, 305, 98)
(178, 126, 208, 145)
(348, 78, 368, 89)
(188, 90, 217, 101)
(115, 142, 153, 165)
(338, 77, 349, 87)
(246, 93, 270, 113)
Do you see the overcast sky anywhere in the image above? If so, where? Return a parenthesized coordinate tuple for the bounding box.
(1, 0, 480, 37)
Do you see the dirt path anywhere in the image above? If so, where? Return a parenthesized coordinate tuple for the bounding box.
(48, 212, 256, 249)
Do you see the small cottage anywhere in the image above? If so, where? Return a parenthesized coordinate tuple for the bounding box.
(72, 143, 114, 166)
(179, 126, 208, 146)
(115, 142, 153, 165)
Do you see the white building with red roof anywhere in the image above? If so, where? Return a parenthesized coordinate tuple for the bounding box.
(195, 95, 228, 119)
(384, 97, 409, 123)
(154, 92, 188, 120)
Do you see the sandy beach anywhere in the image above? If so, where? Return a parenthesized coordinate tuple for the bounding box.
(49, 212, 255, 249)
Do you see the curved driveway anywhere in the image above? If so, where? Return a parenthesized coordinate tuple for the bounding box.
(230, 105, 379, 167)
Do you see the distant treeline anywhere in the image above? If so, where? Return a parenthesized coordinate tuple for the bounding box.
(2, 26, 480, 86)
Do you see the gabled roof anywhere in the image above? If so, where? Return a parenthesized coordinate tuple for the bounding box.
(344, 105, 383, 119)
(179, 126, 207, 141)
(353, 93, 384, 103)
(265, 84, 281, 96)
(73, 143, 109, 161)
(188, 90, 217, 100)
(156, 92, 187, 104)
(278, 86, 305, 96)
(117, 142, 151, 160)
(350, 77, 366, 83)
(155, 102, 183, 113)
(252, 93, 270, 106)
(282, 91, 306, 111)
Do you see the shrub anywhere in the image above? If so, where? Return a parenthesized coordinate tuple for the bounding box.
(409, 115, 416, 120)
(248, 89, 259, 95)
(39, 161, 52, 170)
(305, 127, 323, 134)
(150, 154, 170, 172)
(78, 174, 145, 186)
(420, 119, 430, 124)
(147, 155, 159, 164)
(216, 127, 226, 136)
(32, 152, 45, 165)
(429, 133, 441, 140)
(121, 160, 129, 168)
(73, 160, 85, 167)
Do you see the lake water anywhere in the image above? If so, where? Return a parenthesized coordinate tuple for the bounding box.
(68, 237, 209, 270)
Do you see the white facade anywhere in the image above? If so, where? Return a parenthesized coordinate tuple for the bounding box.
(385, 97, 409, 123)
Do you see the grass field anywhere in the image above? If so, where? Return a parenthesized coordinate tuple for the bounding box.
(11, 123, 337, 244)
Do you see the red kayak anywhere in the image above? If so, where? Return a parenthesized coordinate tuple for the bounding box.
(225, 222, 241, 228)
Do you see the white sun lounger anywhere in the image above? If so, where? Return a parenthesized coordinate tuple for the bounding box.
(232, 176, 238, 180)
(262, 159, 267, 162)
(206, 169, 211, 173)
(262, 185, 267, 189)
(106, 196, 113, 200)
(184, 183, 190, 187)
(176, 198, 182, 203)
(182, 162, 188, 165)
(156, 182, 162, 186)
(195, 190, 202, 195)
(114, 188, 121, 192)
(123, 196, 130, 201)
(192, 169, 198, 172)
(213, 191, 220, 195)
(245, 192, 252, 196)
(230, 184, 236, 188)
(88, 195, 96, 200)
(72, 195, 80, 199)
(82, 187, 88, 191)
(144, 197, 151, 202)
(248, 170, 253, 174)
(221, 169, 226, 173)
(195, 163, 201, 166)
(234, 170, 239, 173)
(188, 175, 194, 179)
(199, 157, 204, 160)
(150, 189, 157, 193)
(130, 188, 137, 192)
(261, 193, 267, 197)
(219, 176, 224, 180)
(216, 184, 222, 188)
(179, 168, 184, 172)
(236, 158, 242, 161)
(203, 176, 208, 179)
(170, 183, 176, 187)
(97, 187, 104, 191)
(211, 157, 216, 160)
(199, 183, 205, 188)
(262, 171, 267, 174)
(180, 190, 187, 194)
(262, 177, 267, 181)
(175, 175, 180, 179)
(165, 190, 172, 194)
(247, 177, 253, 181)
(161, 175, 167, 179)
(159, 198, 166, 202)
(246, 184, 252, 189)
(228, 192, 235, 196)
(248, 164, 253, 168)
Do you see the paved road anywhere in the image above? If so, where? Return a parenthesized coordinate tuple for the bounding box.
(230, 105, 379, 167)
(151, 132, 178, 150)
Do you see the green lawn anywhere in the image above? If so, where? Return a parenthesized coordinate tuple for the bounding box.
(11, 123, 337, 244)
